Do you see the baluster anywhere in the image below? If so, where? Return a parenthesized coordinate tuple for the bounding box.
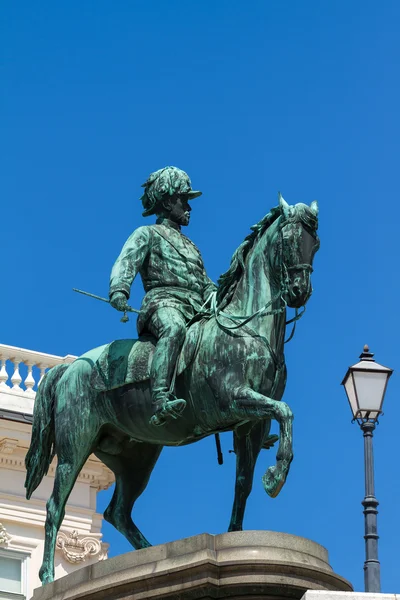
(0, 359, 9, 389)
(24, 362, 36, 395)
(11, 360, 22, 391)
(38, 365, 47, 387)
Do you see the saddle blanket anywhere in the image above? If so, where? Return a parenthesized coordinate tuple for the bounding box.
(90, 320, 203, 392)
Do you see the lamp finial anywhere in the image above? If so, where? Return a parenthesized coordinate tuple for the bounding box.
(360, 345, 374, 361)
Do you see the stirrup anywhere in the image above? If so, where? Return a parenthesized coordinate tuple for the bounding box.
(149, 398, 186, 427)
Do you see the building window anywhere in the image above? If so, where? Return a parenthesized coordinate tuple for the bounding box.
(0, 549, 27, 600)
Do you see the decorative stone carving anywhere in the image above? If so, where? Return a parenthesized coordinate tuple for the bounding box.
(0, 437, 18, 454)
(0, 450, 113, 490)
(56, 530, 107, 564)
(0, 522, 11, 546)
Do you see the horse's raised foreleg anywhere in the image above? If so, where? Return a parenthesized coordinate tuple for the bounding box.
(234, 388, 293, 498)
(98, 442, 162, 550)
(228, 421, 268, 532)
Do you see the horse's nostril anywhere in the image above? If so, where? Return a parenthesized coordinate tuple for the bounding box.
(293, 285, 300, 296)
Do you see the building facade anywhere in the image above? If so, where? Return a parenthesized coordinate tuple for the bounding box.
(0, 343, 114, 600)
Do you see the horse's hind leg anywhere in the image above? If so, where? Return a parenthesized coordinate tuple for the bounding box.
(39, 431, 97, 584)
(228, 421, 267, 532)
(97, 442, 162, 550)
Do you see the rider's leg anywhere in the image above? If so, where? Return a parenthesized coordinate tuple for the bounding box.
(147, 307, 187, 426)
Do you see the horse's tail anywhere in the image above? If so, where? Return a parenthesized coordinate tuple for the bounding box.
(25, 363, 70, 499)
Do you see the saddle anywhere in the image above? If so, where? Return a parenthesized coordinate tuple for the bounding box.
(90, 320, 204, 392)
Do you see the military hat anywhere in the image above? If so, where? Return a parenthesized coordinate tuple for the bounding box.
(140, 166, 202, 217)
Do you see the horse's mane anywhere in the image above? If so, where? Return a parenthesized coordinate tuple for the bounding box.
(216, 202, 319, 309)
(217, 206, 281, 308)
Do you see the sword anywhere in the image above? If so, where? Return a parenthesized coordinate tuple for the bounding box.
(72, 288, 139, 323)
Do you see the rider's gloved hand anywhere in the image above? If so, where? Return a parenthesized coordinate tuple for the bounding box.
(110, 292, 128, 312)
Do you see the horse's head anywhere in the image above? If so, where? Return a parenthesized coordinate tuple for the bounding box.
(277, 194, 320, 309)
(217, 195, 320, 314)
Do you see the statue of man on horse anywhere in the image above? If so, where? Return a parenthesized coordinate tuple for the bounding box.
(25, 167, 320, 585)
(109, 166, 217, 426)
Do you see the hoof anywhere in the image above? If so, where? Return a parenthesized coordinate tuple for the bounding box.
(262, 465, 287, 498)
(134, 537, 152, 550)
(262, 434, 279, 450)
(39, 571, 54, 586)
(228, 524, 243, 532)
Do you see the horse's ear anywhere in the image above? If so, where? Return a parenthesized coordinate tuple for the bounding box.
(310, 200, 319, 217)
(278, 192, 290, 218)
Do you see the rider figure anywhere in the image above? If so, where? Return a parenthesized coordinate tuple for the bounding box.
(109, 166, 217, 427)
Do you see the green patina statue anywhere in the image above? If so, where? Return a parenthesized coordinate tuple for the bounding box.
(25, 167, 320, 585)
(109, 167, 217, 427)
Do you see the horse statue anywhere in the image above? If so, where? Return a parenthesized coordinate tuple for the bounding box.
(25, 194, 320, 584)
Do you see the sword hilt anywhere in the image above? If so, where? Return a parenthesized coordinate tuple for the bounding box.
(120, 311, 129, 324)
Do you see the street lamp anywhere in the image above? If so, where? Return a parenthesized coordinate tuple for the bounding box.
(341, 345, 393, 593)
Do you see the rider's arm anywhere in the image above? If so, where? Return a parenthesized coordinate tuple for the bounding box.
(109, 226, 151, 299)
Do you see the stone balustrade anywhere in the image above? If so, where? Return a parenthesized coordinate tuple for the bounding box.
(0, 343, 76, 414)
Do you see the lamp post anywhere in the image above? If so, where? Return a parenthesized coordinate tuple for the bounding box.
(341, 345, 393, 593)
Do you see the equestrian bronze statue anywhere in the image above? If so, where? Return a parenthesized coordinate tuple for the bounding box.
(25, 166, 320, 584)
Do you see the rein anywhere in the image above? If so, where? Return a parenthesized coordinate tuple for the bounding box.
(211, 262, 309, 343)
(212, 288, 286, 330)
(210, 216, 313, 341)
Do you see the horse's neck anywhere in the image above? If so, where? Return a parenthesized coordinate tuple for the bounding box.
(227, 229, 285, 346)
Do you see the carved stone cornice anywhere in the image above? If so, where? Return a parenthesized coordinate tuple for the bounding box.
(0, 447, 114, 491)
(56, 530, 108, 564)
(0, 522, 11, 546)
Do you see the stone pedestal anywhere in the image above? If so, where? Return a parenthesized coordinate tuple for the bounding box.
(33, 531, 352, 600)
(302, 593, 399, 600)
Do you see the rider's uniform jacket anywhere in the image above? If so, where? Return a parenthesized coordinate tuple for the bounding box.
(109, 217, 217, 334)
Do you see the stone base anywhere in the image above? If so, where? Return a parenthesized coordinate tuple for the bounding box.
(33, 531, 352, 600)
(302, 593, 399, 600)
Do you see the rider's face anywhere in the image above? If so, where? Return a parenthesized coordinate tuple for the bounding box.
(169, 194, 192, 227)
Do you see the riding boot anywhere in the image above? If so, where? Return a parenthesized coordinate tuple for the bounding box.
(147, 310, 187, 427)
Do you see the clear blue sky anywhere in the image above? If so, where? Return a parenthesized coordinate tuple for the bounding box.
(2, 0, 400, 592)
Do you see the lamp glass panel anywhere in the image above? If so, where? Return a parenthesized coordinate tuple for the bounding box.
(344, 373, 358, 416)
(352, 371, 388, 411)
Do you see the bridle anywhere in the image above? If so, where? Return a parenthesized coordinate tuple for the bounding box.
(211, 216, 317, 343)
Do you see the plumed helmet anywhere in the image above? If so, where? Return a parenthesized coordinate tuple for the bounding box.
(140, 166, 202, 217)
